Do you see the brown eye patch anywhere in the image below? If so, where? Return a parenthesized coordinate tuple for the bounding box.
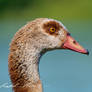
(43, 21, 62, 36)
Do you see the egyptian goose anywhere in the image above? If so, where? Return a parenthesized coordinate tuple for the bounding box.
(8, 18, 89, 92)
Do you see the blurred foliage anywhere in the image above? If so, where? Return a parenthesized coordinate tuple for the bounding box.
(0, 0, 32, 10)
(0, 0, 92, 20)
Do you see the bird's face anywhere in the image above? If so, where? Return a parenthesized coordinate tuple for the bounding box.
(35, 18, 88, 54)
(40, 19, 67, 49)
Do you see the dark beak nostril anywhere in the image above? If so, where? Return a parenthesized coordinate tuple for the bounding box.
(73, 40, 77, 44)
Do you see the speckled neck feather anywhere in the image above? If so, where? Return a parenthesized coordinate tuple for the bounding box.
(9, 45, 42, 92)
(8, 18, 47, 92)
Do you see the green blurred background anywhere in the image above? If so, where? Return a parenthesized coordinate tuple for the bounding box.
(0, 0, 92, 92)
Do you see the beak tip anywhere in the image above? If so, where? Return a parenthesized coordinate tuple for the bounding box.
(85, 49, 89, 55)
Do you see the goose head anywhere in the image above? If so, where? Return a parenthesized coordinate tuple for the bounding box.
(30, 18, 88, 54)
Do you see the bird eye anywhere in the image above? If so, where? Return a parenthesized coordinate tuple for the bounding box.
(49, 27, 56, 33)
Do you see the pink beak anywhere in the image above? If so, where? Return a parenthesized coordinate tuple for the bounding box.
(62, 34, 89, 55)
